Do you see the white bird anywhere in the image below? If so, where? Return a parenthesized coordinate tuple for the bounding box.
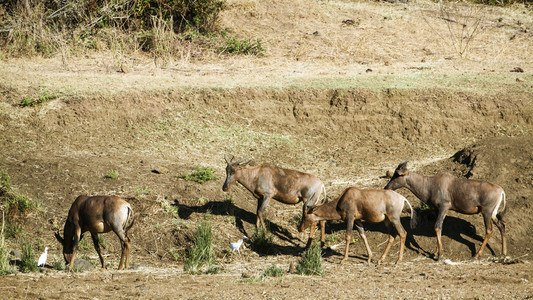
(230, 236, 247, 256)
(37, 247, 48, 267)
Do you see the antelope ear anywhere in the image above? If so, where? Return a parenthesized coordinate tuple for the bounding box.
(55, 232, 64, 245)
(395, 160, 410, 176)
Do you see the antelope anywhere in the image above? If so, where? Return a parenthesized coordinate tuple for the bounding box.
(222, 155, 326, 247)
(55, 195, 134, 271)
(384, 160, 507, 260)
(299, 186, 416, 264)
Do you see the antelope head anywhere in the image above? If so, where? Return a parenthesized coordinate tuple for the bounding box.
(384, 160, 410, 190)
(222, 154, 250, 192)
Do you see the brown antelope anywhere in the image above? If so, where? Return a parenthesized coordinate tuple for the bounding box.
(299, 187, 416, 264)
(55, 195, 134, 271)
(384, 160, 507, 260)
(222, 155, 326, 246)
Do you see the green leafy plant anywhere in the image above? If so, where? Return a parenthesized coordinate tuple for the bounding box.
(179, 166, 218, 184)
(296, 242, 324, 276)
(105, 170, 119, 179)
(263, 264, 284, 277)
(20, 242, 38, 273)
(184, 217, 216, 274)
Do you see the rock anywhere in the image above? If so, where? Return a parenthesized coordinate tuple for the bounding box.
(120, 64, 132, 74)
(72, 258, 94, 271)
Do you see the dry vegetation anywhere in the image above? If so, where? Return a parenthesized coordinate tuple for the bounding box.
(0, 0, 532, 298)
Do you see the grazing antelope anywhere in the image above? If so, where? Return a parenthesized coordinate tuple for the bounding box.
(384, 160, 507, 260)
(299, 187, 416, 264)
(222, 155, 326, 247)
(55, 195, 134, 271)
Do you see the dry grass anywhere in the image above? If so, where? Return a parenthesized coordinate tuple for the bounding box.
(0, 0, 531, 93)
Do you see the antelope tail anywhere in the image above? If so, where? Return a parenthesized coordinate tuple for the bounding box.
(321, 184, 327, 205)
(493, 191, 507, 222)
(403, 198, 418, 229)
(124, 205, 135, 234)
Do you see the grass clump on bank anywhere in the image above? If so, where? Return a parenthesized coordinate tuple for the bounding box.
(296, 242, 324, 276)
(179, 166, 218, 184)
(19, 242, 38, 273)
(0, 169, 41, 216)
(184, 216, 218, 274)
(0, 212, 16, 275)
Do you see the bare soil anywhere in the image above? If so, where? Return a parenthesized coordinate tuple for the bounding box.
(1, 0, 533, 298)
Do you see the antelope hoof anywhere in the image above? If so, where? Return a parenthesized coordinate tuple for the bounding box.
(340, 258, 347, 264)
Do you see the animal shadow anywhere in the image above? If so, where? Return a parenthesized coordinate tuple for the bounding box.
(401, 210, 494, 259)
(174, 199, 306, 256)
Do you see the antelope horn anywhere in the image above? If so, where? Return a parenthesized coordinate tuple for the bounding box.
(235, 156, 248, 165)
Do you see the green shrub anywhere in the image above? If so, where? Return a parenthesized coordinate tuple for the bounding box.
(296, 242, 324, 276)
(20, 243, 38, 273)
(263, 264, 284, 277)
(184, 218, 216, 274)
(179, 166, 219, 184)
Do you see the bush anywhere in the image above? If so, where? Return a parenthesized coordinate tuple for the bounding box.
(296, 242, 324, 276)
(20, 243, 38, 273)
(184, 218, 216, 274)
(179, 166, 218, 184)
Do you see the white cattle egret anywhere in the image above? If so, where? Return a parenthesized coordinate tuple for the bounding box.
(230, 236, 247, 256)
(37, 247, 48, 267)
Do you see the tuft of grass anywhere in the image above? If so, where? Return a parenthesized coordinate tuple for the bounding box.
(263, 264, 284, 277)
(219, 34, 266, 56)
(184, 217, 216, 274)
(105, 170, 119, 179)
(224, 196, 235, 215)
(20, 242, 38, 273)
(78, 237, 93, 251)
(290, 211, 303, 227)
(0, 169, 39, 215)
(134, 186, 152, 198)
(179, 166, 219, 184)
(0, 212, 16, 275)
(296, 242, 324, 276)
(52, 257, 66, 271)
(5, 223, 24, 240)
(250, 226, 273, 254)
(19, 92, 58, 107)
(160, 198, 179, 218)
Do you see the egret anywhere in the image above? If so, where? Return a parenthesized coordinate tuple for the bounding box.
(37, 247, 48, 267)
(230, 236, 247, 256)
